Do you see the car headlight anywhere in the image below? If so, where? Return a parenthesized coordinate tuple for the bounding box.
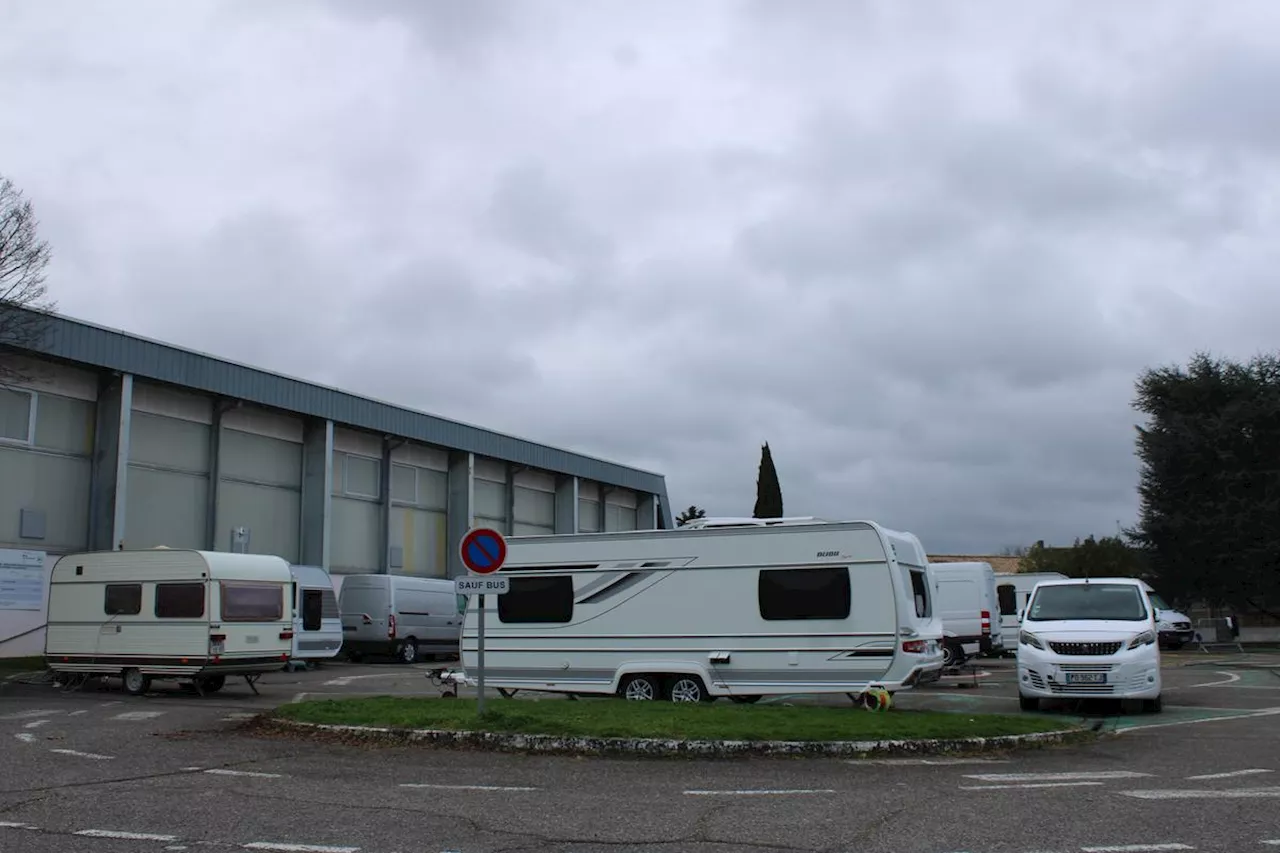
(1128, 630, 1156, 649)
(1019, 630, 1045, 650)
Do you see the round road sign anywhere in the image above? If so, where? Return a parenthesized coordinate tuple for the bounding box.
(460, 527, 507, 575)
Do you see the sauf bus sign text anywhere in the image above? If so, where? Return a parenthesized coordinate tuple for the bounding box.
(455, 527, 509, 714)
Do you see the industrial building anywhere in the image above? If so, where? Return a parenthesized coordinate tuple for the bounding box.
(0, 309, 672, 580)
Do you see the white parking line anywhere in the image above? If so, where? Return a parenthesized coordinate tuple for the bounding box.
(69, 710, 87, 716)
(1186, 768, 1273, 780)
(112, 711, 165, 721)
(960, 781, 1105, 790)
(242, 843, 360, 853)
(23, 719, 50, 729)
(204, 769, 285, 779)
(400, 783, 537, 791)
(13, 733, 36, 743)
(0, 821, 38, 829)
(0, 709, 61, 721)
(75, 829, 180, 841)
(1122, 787, 1280, 800)
(1117, 706, 1280, 734)
(50, 749, 113, 760)
(853, 757, 1010, 766)
(963, 771, 1152, 783)
(684, 789, 836, 796)
(1080, 845, 1195, 852)
(1185, 671, 1241, 689)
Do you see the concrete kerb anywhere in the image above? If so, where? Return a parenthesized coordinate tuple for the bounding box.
(257, 716, 1099, 760)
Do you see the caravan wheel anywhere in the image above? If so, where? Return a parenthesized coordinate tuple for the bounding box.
(620, 674, 660, 701)
(669, 675, 713, 703)
(121, 668, 151, 696)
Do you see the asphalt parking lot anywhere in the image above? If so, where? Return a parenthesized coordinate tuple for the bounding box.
(1, 652, 1278, 853)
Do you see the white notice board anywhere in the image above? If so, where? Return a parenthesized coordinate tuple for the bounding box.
(0, 549, 47, 611)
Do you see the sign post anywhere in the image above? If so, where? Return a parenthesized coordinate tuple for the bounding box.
(457, 527, 508, 715)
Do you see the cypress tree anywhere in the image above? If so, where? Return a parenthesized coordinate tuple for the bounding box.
(753, 442, 784, 518)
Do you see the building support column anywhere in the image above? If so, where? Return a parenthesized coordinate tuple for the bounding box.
(446, 451, 474, 578)
(636, 493, 658, 530)
(300, 418, 333, 569)
(598, 485, 613, 532)
(381, 436, 405, 573)
(88, 372, 133, 551)
(554, 475, 579, 534)
(205, 398, 237, 550)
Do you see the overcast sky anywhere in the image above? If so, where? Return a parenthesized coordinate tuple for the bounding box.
(3, 1, 1278, 553)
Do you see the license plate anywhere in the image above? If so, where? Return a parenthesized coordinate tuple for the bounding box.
(1065, 672, 1106, 684)
(210, 642, 225, 655)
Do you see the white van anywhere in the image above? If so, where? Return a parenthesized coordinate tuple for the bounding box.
(45, 549, 294, 695)
(1016, 577, 1162, 713)
(451, 517, 946, 703)
(929, 561, 1003, 666)
(1141, 582, 1195, 650)
(995, 571, 1069, 652)
(338, 574, 463, 664)
(287, 564, 343, 665)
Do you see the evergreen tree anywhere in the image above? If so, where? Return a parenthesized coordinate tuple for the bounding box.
(753, 442, 784, 518)
(1126, 352, 1280, 616)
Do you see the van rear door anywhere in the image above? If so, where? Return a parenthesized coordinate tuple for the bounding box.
(339, 580, 389, 643)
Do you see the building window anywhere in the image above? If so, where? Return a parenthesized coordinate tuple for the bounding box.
(758, 567, 851, 621)
(391, 463, 417, 503)
(498, 576, 574, 624)
(221, 582, 283, 621)
(0, 388, 34, 443)
(342, 453, 380, 498)
(104, 584, 142, 616)
(155, 583, 205, 619)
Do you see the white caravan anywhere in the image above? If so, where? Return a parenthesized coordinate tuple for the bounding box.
(929, 561, 1004, 666)
(453, 517, 946, 703)
(994, 572, 1069, 652)
(339, 574, 464, 664)
(44, 549, 294, 695)
(1016, 576, 1162, 712)
(287, 564, 343, 665)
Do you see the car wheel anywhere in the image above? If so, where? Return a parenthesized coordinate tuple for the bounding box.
(1018, 693, 1039, 712)
(399, 639, 418, 664)
(619, 673, 660, 701)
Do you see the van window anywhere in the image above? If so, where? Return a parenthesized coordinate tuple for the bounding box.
(301, 589, 323, 631)
(104, 583, 141, 616)
(155, 583, 205, 619)
(909, 570, 931, 619)
(758, 567, 851, 621)
(498, 576, 574, 623)
(221, 583, 283, 621)
(997, 583, 1018, 616)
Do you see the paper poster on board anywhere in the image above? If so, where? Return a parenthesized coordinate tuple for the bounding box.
(0, 549, 47, 611)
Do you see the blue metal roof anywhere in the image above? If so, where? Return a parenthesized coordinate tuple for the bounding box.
(7, 309, 672, 524)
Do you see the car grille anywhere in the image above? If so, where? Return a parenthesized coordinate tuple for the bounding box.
(1058, 663, 1113, 673)
(1172, 622, 1191, 631)
(1027, 670, 1045, 690)
(1048, 641, 1122, 656)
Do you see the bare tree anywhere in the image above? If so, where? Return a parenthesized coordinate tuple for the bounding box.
(0, 174, 56, 381)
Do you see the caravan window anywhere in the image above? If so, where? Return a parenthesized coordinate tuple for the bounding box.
(221, 583, 284, 621)
(909, 569, 931, 619)
(498, 576, 574, 623)
(155, 583, 205, 619)
(104, 584, 141, 616)
(301, 589, 323, 631)
(758, 567, 851, 621)
(998, 583, 1018, 616)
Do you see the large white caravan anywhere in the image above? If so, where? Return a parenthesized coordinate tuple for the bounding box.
(453, 517, 946, 702)
(45, 549, 294, 695)
(287, 564, 344, 665)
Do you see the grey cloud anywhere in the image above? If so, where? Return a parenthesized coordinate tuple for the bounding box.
(4, 1, 1280, 554)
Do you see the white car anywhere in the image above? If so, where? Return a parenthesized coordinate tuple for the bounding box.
(1016, 577, 1162, 713)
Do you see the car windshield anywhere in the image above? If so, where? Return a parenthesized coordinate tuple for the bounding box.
(1026, 583, 1149, 622)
